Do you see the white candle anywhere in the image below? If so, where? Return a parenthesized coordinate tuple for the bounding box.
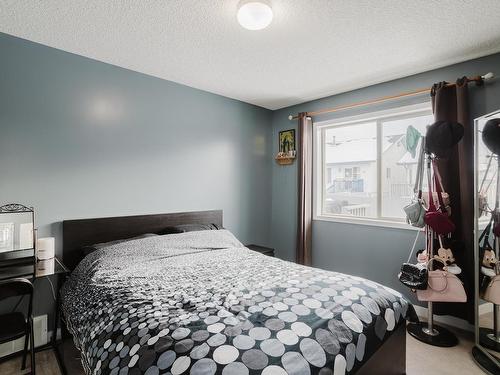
(36, 237, 55, 260)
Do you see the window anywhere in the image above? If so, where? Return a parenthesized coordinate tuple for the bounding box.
(314, 103, 434, 227)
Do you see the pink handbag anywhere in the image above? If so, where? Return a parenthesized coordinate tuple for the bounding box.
(483, 275, 500, 304)
(417, 260, 467, 302)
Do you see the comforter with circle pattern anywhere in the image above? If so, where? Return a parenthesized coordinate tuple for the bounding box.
(61, 229, 413, 375)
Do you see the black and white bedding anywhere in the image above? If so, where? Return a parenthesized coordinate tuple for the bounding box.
(61, 230, 412, 375)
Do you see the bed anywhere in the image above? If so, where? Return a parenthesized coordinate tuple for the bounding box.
(60, 210, 411, 375)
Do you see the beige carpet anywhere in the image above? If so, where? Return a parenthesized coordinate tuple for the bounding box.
(0, 327, 489, 375)
(406, 327, 484, 375)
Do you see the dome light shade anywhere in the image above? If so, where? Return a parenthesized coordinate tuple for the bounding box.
(237, 1, 273, 31)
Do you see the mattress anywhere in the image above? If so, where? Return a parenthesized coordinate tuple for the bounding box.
(61, 230, 412, 375)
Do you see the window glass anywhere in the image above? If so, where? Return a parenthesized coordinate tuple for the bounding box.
(323, 122, 377, 218)
(380, 114, 434, 219)
(317, 105, 433, 224)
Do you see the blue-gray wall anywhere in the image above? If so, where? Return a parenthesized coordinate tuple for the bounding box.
(270, 53, 500, 303)
(2, 29, 500, 332)
(0, 32, 273, 325)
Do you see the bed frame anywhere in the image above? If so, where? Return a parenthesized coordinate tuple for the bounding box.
(62, 209, 223, 270)
(59, 209, 405, 375)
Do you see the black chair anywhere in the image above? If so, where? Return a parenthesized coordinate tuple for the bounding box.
(0, 278, 35, 374)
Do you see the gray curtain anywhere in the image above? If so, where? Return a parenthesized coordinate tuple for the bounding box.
(297, 113, 313, 265)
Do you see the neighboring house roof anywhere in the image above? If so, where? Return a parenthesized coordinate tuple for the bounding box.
(397, 150, 419, 165)
(326, 138, 376, 164)
(326, 135, 404, 164)
(397, 140, 427, 165)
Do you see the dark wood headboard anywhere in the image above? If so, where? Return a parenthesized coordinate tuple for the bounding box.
(62, 210, 222, 270)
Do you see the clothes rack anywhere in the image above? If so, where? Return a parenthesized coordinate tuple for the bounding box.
(407, 154, 458, 347)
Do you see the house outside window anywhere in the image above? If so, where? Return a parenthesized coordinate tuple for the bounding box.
(314, 103, 434, 228)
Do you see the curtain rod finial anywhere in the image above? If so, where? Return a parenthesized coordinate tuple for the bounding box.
(482, 72, 494, 81)
(288, 115, 294, 120)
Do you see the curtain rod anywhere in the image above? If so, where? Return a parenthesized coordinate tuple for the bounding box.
(288, 72, 494, 121)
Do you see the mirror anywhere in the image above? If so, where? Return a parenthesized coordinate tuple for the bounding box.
(0, 203, 35, 265)
(474, 110, 500, 373)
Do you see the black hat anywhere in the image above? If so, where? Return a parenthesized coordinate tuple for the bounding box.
(482, 118, 500, 155)
(425, 120, 464, 157)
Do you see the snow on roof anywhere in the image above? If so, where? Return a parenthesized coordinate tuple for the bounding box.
(325, 135, 404, 164)
(325, 138, 376, 164)
(397, 151, 418, 165)
(397, 140, 425, 165)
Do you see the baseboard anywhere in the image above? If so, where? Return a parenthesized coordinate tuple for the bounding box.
(413, 305, 475, 332)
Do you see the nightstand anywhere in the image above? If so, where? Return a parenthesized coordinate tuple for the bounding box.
(246, 244, 275, 257)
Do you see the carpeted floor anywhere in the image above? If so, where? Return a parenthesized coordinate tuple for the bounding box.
(406, 326, 484, 375)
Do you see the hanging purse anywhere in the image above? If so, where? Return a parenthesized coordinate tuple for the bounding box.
(479, 194, 489, 218)
(480, 220, 498, 290)
(478, 155, 494, 217)
(483, 275, 500, 304)
(422, 192, 451, 216)
(424, 160, 455, 235)
(416, 259, 467, 302)
(422, 162, 451, 216)
(493, 212, 500, 237)
(479, 218, 494, 255)
(404, 138, 426, 228)
(398, 230, 428, 290)
(480, 217, 500, 303)
(399, 264, 428, 290)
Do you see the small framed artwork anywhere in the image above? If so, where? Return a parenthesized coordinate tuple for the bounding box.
(279, 129, 296, 155)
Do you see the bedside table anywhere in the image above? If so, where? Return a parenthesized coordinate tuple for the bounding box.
(246, 244, 275, 257)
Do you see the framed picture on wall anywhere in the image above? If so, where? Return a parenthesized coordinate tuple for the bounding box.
(279, 129, 296, 154)
(0, 222, 14, 253)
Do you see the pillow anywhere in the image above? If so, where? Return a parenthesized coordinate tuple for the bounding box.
(159, 223, 223, 235)
(81, 233, 158, 256)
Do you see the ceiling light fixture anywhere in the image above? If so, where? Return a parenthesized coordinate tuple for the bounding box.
(237, 1, 273, 31)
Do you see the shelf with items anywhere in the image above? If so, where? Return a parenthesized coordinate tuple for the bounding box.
(275, 152, 296, 165)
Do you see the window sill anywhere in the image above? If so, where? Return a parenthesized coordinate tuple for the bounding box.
(313, 214, 421, 231)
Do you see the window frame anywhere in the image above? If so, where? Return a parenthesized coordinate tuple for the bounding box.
(313, 102, 433, 230)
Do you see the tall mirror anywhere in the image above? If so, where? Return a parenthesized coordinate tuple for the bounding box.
(474, 110, 500, 373)
(0, 203, 35, 265)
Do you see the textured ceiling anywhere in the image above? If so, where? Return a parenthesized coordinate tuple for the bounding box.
(1, 1, 500, 110)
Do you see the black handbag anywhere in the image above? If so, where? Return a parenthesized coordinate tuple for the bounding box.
(398, 229, 428, 290)
(398, 263, 428, 290)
